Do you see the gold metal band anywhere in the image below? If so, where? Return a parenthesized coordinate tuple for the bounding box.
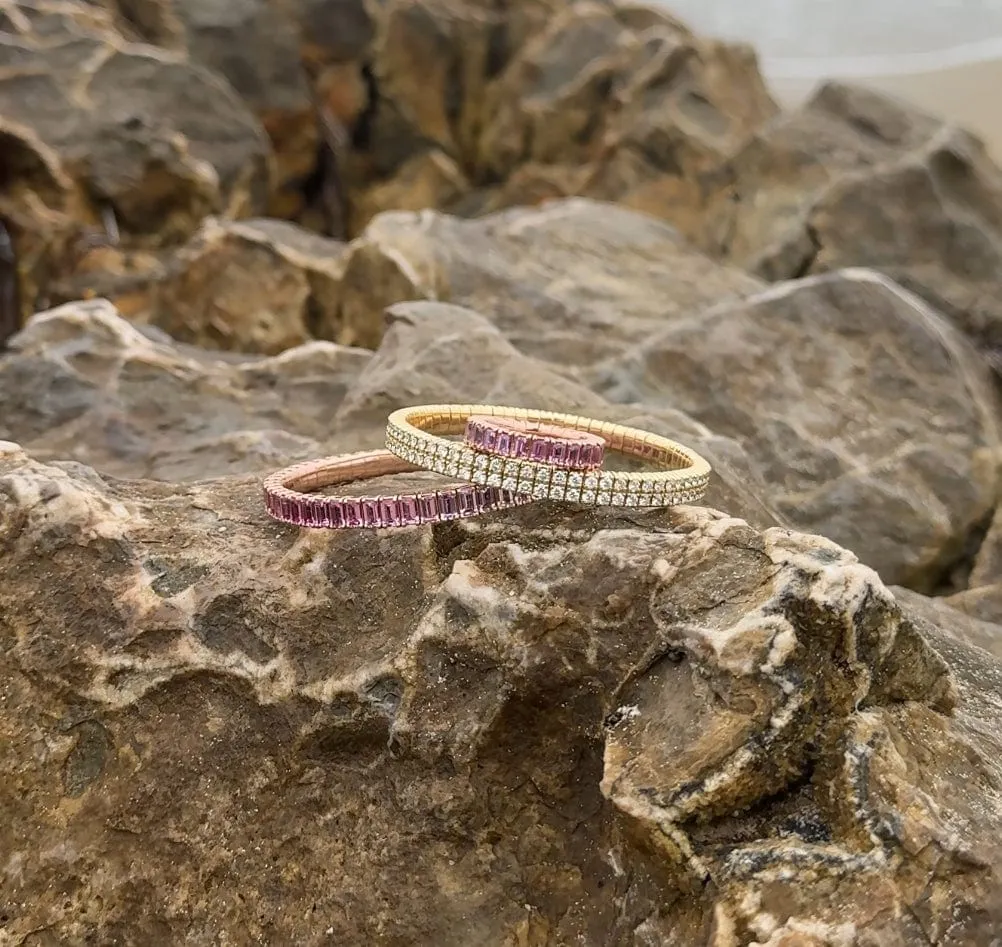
(385, 404, 711, 507)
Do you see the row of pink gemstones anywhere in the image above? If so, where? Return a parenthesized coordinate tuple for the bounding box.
(265, 485, 531, 529)
(464, 419, 604, 469)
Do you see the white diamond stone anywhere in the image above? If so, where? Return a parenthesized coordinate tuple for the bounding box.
(581, 490, 596, 504)
(612, 492, 626, 504)
(596, 491, 612, 504)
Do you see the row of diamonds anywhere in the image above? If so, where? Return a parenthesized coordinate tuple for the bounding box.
(385, 425, 708, 506)
(264, 484, 530, 529)
(464, 417, 605, 469)
(387, 423, 711, 493)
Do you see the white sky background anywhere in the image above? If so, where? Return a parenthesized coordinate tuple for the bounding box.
(659, 0, 1002, 76)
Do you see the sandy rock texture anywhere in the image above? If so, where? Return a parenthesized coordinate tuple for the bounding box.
(2, 439, 1000, 945)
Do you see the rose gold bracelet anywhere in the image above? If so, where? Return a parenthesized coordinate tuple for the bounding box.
(465, 415, 605, 469)
(263, 449, 531, 528)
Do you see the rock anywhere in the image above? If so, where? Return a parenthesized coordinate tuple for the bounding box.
(1, 442, 1000, 943)
(350, 150, 470, 234)
(335, 199, 764, 363)
(0, 298, 371, 480)
(892, 586, 1002, 660)
(0, 296, 772, 527)
(151, 217, 346, 354)
(590, 269, 1001, 591)
(311, 0, 777, 237)
(0, 0, 271, 321)
(100, 0, 319, 215)
(473, 2, 777, 233)
(700, 82, 1002, 372)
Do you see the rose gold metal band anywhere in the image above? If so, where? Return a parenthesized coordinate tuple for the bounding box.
(263, 449, 531, 529)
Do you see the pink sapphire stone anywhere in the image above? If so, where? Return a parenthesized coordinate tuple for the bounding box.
(399, 496, 420, 526)
(418, 494, 438, 522)
(456, 486, 479, 516)
(438, 492, 459, 520)
(379, 498, 400, 527)
(343, 499, 363, 528)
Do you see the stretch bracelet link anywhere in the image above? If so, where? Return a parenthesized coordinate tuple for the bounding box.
(386, 405, 710, 507)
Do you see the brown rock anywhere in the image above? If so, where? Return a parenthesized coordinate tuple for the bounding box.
(152, 217, 346, 354)
(0, 0, 271, 321)
(591, 269, 1001, 591)
(350, 150, 470, 234)
(1, 443, 1000, 944)
(474, 2, 777, 233)
(335, 198, 764, 362)
(0, 298, 370, 479)
(102, 0, 319, 214)
(700, 82, 1002, 372)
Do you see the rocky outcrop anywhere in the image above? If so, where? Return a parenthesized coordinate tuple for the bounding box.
(0, 0, 779, 330)
(3, 436, 1000, 944)
(4, 256, 1000, 591)
(0, 0, 271, 323)
(4, 3, 1002, 942)
(590, 267, 1001, 591)
(150, 217, 347, 353)
(699, 82, 1002, 371)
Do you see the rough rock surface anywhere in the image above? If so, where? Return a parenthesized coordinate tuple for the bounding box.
(0, 0, 271, 322)
(151, 217, 347, 354)
(0, 298, 372, 480)
(2, 438, 1000, 944)
(99, 0, 319, 211)
(591, 268, 1001, 591)
(331, 199, 765, 363)
(471, 2, 777, 231)
(3, 3, 1002, 942)
(0, 297, 774, 526)
(3, 276, 999, 593)
(699, 82, 1002, 371)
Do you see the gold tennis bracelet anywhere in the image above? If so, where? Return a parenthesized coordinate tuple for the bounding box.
(385, 404, 710, 507)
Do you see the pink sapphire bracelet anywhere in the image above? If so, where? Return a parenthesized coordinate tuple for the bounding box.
(465, 415, 606, 469)
(263, 449, 531, 528)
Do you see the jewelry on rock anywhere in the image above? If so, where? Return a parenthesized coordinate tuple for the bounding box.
(465, 415, 605, 469)
(386, 405, 711, 507)
(263, 449, 532, 529)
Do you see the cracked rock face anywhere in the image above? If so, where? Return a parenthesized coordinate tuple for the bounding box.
(1, 442, 999, 945)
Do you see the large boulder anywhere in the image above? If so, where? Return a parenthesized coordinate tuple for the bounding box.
(591, 268, 1001, 591)
(0, 0, 271, 321)
(699, 82, 1002, 372)
(1, 441, 999, 944)
(0, 298, 371, 480)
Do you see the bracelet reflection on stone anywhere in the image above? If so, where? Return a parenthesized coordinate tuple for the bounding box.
(386, 405, 710, 507)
